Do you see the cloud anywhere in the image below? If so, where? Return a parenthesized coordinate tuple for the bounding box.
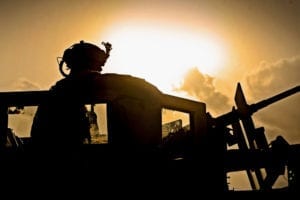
(246, 56, 300, 98)
(246, 56, 300, 144)
(11, 77, 41, 91)
(0, 78, 41, 137)
(175, 59, 300, 145)
(0, 77, 41, 91)
(175, 67, 230, 115)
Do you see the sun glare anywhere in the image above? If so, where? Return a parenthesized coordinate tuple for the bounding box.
(102, 26, 226, 93)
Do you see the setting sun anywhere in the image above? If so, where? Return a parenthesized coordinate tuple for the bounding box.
(102, 26, 226, 93)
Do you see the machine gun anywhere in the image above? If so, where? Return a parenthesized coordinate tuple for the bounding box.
(210, 83, 300, 191)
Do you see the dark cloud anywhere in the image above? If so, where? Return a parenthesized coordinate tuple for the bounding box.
(246, 56, 300, 144)
(175, 67, 230, 115)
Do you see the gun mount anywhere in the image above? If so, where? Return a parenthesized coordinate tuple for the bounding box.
(0, 73, 299, 193)
(218, 83, 300, 191)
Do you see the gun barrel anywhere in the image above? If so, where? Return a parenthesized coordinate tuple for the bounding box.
(215, 85, 299, 125)
(250, 85, 300, 113)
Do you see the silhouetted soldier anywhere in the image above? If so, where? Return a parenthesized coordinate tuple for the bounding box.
(30, 40, 112, 166)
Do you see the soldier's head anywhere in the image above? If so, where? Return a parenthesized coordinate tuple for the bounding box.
(59, 40, 112, 77)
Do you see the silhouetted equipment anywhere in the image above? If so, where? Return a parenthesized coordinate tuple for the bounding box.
(219, 83, 299, 191)
(87, 104, 101, 144)
(0, 73, 299, 193)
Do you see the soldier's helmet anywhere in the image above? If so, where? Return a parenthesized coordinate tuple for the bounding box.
(59, 40, 111, 77)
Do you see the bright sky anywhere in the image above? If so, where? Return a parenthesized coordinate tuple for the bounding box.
(1, 0, 299, 92)
(102, 24, 227, 92)
(1, 0, 300, 190)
